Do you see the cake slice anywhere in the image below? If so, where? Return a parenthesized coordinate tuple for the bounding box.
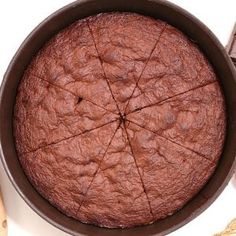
(14, 75, 118, 154)
(126, 122, 218, 220)
(127, 83, 225, 159)
(78, 124, 153, 228)
(19, 121, 118, 218)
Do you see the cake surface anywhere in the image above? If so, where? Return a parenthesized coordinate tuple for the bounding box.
(14, 12, 226, 228)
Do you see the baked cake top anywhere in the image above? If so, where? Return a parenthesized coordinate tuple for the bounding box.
(14, 12, 225, 228)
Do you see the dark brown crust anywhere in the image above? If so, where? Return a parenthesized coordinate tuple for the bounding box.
(127, 83, 226, 160)
(19, 121, 119, 218)
(14, 12, 226, 228)
(87, 13, 166, 113)
(125, 122, 218, 220)
(126, 24, 217, 113)
(26, 18, 117, 114)
(77, 124, 153, 228)
(14, 74, 118, 154)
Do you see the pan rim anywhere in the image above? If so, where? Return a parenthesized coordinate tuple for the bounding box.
(1, 0, 236, 235)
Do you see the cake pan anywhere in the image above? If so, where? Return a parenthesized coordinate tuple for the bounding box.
(1, 0, 236, 235)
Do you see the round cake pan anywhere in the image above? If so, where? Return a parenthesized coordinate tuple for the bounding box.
(1, 0, 236, 235)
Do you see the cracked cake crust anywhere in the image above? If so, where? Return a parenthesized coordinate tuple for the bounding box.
(14, 12, 226, 228)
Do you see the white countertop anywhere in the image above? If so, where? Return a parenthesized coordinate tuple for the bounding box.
(0, 0, 236, 235)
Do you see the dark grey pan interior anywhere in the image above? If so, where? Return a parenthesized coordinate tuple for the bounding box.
(1, 0, 236, 235)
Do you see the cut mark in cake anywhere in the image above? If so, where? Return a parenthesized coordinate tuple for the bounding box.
(119, 113, 127, 125)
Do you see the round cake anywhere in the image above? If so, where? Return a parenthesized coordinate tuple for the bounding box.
(13, 12, 226, 228)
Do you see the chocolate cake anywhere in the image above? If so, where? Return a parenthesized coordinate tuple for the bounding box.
(13, 12, 226, 228)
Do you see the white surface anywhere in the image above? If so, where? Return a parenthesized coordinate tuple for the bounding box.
(0, 0, 236, 235)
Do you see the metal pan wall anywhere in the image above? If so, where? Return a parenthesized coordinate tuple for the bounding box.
(1, 0, 236, 235)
